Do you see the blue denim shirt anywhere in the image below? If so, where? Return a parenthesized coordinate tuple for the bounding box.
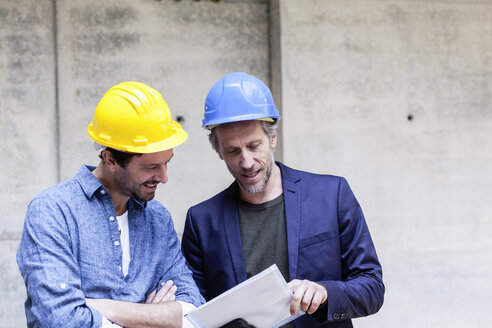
(17, 165, 204, 327)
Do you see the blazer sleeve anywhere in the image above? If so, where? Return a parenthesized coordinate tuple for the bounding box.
(317, 177, 385, 322)
(181, 207, 207, 298)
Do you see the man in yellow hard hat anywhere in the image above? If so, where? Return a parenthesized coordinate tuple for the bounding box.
(17, 82, 204, 327)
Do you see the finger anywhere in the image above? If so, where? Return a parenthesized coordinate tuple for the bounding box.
(162, 285, 177, 302)
(300, 285, 315, 312)
(288, 279, 302, 315)
(290, 283, 306, 315)
(288, 279, 300, 290)
(307, 289, 325, 314)
(153, 280, 174, 303)
(145, 288, 157, 304)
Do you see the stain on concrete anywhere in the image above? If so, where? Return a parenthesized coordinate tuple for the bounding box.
(70, 59, 124, 81)
(1, 86, 40, 110)
(70, 6, 137, 29)
(1, 118, 20, 139)
(170, 1, 266, 26)
(6, 35, 42, 56)
(0, 8, 8, 28)
(212, 57, 268, 79)
(71, 32, 140, 56)
(0, 230, 20, 241)
(2, 6, 42, 29)
(7, 58, 38, 84)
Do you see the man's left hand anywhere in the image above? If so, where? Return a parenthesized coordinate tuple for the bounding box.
(145, 280, 177, 303)
(288, 279, 327, 315)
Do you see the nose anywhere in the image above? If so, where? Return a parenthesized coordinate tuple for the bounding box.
(155, 165, 168, 184)
(240, 150, 255, 170)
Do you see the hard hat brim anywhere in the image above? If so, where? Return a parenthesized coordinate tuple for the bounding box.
(88, 120, 188, 154)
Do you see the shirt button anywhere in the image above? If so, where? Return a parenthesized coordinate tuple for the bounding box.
(100, 190, 106, 194)
(118, 266, 122, 271)
(114, 241, 120, 246)
(109, 216, 115, 222)
(60, 283, 66, 289)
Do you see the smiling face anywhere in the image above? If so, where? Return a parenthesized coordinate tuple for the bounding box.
(112, 149, 174, 202)
(215, 120, 277, 195)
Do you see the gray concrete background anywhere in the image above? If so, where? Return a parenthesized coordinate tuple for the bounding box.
(280, 0, 491, 327)
(0, 1, 57, 326)
(1, 0, 490, 327)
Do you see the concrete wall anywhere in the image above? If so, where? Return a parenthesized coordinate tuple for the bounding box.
(279, 0, 492, 327)
(2, 0, 491, 327)
(0, 1, 57, 325)
(1, 0, 269, 326)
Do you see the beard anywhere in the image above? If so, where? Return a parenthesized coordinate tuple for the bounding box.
(228, 149, 275, 194)
(113, 168, 158, 203)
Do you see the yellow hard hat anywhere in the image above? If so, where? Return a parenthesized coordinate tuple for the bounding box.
(88, 81, 188, 153)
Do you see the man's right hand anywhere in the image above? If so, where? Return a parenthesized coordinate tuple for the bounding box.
(145, 280, 177, 303)
(288, 279, 327, 315)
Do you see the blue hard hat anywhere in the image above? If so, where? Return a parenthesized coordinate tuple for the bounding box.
(202, 72, 280, 129)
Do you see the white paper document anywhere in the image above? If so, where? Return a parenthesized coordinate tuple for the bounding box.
(185, 264, 303, 328)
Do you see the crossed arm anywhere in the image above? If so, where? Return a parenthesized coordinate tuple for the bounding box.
(86, 280, 182, 328)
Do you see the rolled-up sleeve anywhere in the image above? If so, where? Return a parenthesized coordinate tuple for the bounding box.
(16, 196, 102, 327)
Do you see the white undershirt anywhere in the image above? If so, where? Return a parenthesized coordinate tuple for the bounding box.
(116, 211, 130, 277)
(100, 211, 196, 327)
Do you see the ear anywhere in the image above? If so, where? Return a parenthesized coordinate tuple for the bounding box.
(270, 134, 277, 149)
(101, 150, 118, 172)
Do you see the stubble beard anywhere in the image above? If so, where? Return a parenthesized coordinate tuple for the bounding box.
(114, 168, 156, 203)
(229, 150, 275, 194)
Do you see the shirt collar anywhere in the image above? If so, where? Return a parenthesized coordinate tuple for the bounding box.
(76, 165, 104, 199)
(75, 165, 146, 209)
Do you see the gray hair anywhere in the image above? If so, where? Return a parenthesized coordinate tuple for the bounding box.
(208, 120, 278, 153)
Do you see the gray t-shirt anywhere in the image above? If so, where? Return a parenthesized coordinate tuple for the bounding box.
(238, 194, 295, 327)
(238, 194, 289, 280)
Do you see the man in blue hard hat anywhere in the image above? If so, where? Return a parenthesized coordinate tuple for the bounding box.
(181, 72, 384, 328)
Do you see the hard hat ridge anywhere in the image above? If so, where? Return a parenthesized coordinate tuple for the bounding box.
(88, 81, 187, 154)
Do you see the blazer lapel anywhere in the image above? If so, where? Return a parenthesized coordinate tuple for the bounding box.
(222, 183, 248, 284)
(279, 163, 302, 281)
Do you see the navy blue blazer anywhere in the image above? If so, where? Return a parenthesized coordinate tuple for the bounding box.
(182, 162, 384, 327)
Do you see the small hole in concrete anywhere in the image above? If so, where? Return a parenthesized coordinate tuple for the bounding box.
(176, 115, 185, 123)
(407, 114, 413, 121)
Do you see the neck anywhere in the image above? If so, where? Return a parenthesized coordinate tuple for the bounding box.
(239, 163, 283, 204)
(92, 162, 130, 216)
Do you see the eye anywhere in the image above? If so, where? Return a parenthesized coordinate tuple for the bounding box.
(248, 143, 260, 150)
(224, 148, 239, 155)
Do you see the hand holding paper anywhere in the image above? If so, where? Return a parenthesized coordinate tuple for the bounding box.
(288, 279, 327, 315)
(185, 265, 304, 328)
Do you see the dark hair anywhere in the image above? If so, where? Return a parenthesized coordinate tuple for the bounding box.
(99, 147, 142, 168)
(208, 120, 278, 153)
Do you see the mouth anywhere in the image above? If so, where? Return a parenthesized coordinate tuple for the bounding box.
(143, 181, 158, 192)
(241, 169, 260, 182)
